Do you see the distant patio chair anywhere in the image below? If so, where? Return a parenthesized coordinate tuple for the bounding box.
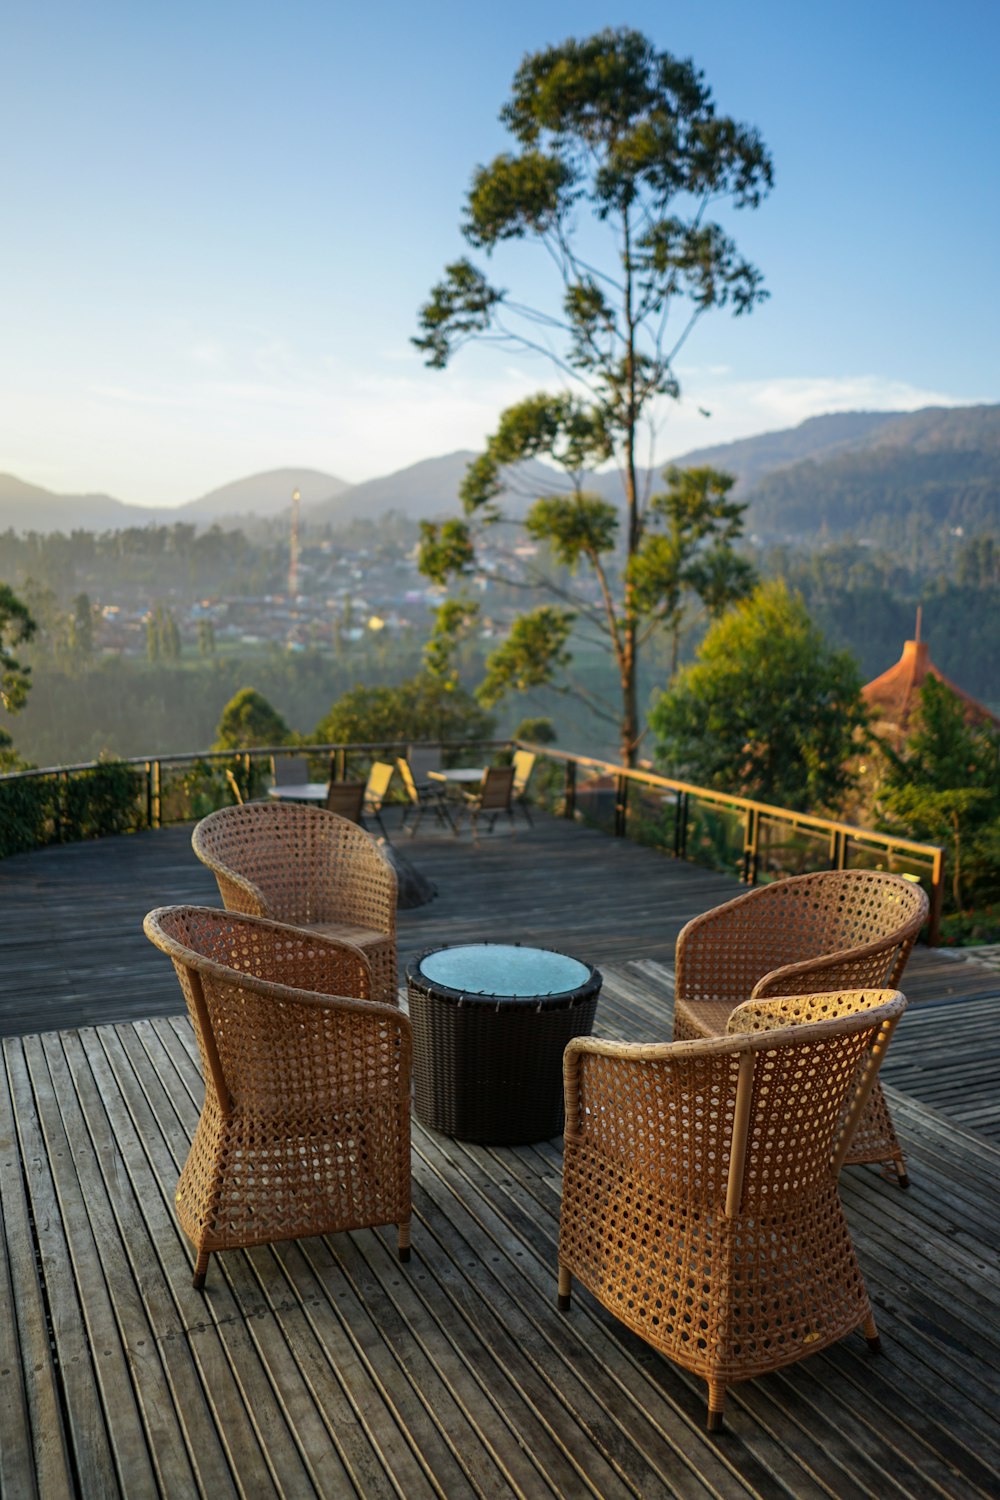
(191, 800, 398, 1002)
(559, 985, 908, 1430)
(362, 760, 395, 837)
(511, 749, 536, 825)
(454, 765, 516, 843)
(325, 780, 366, 823)
(397, 756, 452, 836)
(224, 767, 245, 804)
(143, 904, 411, 1288)
(270, 754, 309, 787)
(406, 744, 441, 788)
(673, 869, 928, 1186)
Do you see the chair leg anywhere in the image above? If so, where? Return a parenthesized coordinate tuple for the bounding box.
(863, 1311, 881, 1354)
(192, 1249, 211, 1290)
(398, 1222, 411, 1262)
(557, 1263, 572, 1311)
(706, 1380, 726, 1432)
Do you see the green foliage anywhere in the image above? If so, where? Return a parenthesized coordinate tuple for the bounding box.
(0, 775, 51, 855)
(876, 676, 1000, 912)
(764, 535, 1000, 703)
(315, 673, 495, 748)
(197, 618, 216, 656)
(1, 581, 36, 714)
(525, 494, 619, 570)
(477, 608, 575, 709)
(0, 760, 144, 857)
(147, 605, 181, 664)
(0, 580, 37, 768)
(414, 28, 771, 762)
(214, 688, 293, 750)
(631, 466, 756, 675)
(423, 600, 481, 681)
(418, 520, 476, 584)
(513, 716, 557, 745)
(651, 580, 870, 813)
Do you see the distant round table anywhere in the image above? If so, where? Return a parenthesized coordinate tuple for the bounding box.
(406, 943, 602, 1145)
(266, 783, 329, 802)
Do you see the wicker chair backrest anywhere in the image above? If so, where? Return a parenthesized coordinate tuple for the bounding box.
(144, 905, 379, 1104)
(676, 869, 928, 1005)
(191, 801, 397, 929)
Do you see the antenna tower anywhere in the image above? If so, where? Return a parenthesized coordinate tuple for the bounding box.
(289, 488, 300, 598)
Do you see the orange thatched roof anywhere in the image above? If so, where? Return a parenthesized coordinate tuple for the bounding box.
(862, 612, 999, 739)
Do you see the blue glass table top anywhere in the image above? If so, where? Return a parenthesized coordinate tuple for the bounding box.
(417, 943, 591, 999)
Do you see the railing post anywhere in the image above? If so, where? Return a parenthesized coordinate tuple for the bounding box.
(152, 760, 162, 828)
(674, 790, 688, 860)
(614, 774, 628, 838)
(563, 760, 577, 820)
(928, 848, 945, 947)
(743, 807, 760, 885)
(335, 746, 347, 781)
(145, 761, 154, 829)
(829, 828, 847, 870)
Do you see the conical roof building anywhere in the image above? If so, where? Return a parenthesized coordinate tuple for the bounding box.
(862, 608, 999, 745)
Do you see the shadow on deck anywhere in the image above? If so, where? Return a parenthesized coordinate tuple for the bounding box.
(1, 812, 998, 1497)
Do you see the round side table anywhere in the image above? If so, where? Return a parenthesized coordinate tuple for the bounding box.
(406, 942, 602, 1145)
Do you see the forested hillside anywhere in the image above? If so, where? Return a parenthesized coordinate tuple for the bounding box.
(743, 404, 1000, 556)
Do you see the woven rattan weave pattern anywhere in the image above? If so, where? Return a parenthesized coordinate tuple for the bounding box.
(559, 986, 907, 1430)
(672, 870, 928, 1184)
(407, 943, 601, 1144)
(143, 905, 412, 1288)
(191, 801, 399, 1004)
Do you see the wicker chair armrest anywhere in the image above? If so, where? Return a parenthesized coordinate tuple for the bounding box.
(212, 867, 271, 917)
(727, 987, 907, 1035)
(190, 828, 271, 917)
(750, 942, 894, 999)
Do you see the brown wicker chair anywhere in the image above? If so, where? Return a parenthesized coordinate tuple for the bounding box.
(191, 801, 399, 1003)
(143, 905, 412, 1288)
(672, 869, 928, 1185)
(559, 986, 907, 1430)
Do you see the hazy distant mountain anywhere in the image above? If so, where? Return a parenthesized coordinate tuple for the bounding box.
(660, 410, 903, 493)
(176, 467, 351, 522)
(0, 467, 352, 534)
(0, 473, 145, 533)
(305, 450, 565, 524)
(2, 403, 997, 539)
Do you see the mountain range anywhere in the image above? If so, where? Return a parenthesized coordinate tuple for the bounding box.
(2, 403, 998, 544)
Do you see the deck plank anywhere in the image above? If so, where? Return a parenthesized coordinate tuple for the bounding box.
(2, 817, 1000, 1497)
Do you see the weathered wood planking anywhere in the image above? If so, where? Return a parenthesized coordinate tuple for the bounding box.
(1, 813, 994, 1037)
(2, 957, 999, 1500)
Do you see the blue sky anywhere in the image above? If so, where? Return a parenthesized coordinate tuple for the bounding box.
(2, 0, 998, 507)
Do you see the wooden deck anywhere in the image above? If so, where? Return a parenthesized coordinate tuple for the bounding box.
(1, 813, 999, 1497)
